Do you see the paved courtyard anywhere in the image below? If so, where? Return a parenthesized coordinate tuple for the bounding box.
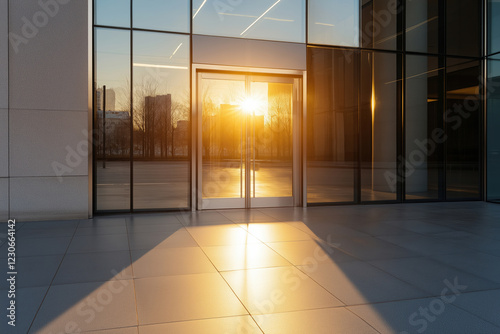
(1, 202, 500, 333)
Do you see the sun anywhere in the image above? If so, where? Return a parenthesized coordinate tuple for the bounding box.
(240, 96, 260, 114)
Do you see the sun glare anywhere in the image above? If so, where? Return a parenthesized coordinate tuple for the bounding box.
(240, 96, 261, 114)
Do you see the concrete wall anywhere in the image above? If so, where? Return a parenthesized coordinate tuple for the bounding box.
(2, 0, 90, 221)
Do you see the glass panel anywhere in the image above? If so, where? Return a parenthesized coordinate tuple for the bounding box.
(201, 76, 246, 199)
(406, 0, 440, 54)
(446, 58, 481, 199)
(308, 0, 359, 47)
(94, 0, 130, 27)
(446, 1, 482, 57)
(94, 28, 131, 211)
(405, 55, 443, 200)
(360, 51, 400, 201)
(487, 58, 500, 202)
(133, 0, 189, 33)
(192, 0, 305, 43)
(132, 31, 190, 209)
(489, 0, 500, 55)
(361, 0, 400, 50)
(251, 80, 293, 198)
(307, 47, 358, 203)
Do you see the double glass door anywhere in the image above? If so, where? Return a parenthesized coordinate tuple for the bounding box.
(197, 72, 301, 209)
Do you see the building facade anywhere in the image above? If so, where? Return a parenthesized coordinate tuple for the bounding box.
(0, 0, 499, 221)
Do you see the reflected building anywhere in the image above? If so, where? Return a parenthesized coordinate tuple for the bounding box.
(1, 0, 499, 220)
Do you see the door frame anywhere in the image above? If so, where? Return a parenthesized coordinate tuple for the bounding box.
(191, 64, 306, 210)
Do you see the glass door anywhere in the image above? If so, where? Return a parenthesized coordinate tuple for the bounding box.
(197, 72, 300, 209)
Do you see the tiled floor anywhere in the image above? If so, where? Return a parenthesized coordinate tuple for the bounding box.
(1, 202, 500, 333)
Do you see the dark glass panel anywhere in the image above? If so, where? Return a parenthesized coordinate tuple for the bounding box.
(489, 0, 500, 55)
(406, 0, 440, 54)
(307, 47, 358, 203)
(361, 0, 400, 50)
(487, 58, 500, 202)
(445, 58, 481, 199)
(360, 51, 400, 201)
(446, 0, 482, 57)
(405, 55, 443, 200)
(94, 28, 131, 211)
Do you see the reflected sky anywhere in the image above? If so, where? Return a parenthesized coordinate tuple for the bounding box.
(94, 0, 130, 27)
(308, 0, 359, 47)
(133, 0, 189, 32)
(193, 0, 305, 43)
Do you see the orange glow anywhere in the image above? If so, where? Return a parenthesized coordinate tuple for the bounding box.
(240, 96, 260, 115)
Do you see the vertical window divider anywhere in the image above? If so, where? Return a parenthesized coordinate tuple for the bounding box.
(130, 0, 134, 212)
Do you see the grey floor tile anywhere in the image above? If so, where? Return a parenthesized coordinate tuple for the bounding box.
(67, 234, 129, 254)
(0, 286, 49, 334)
(335, 236, 419, 261)
(128, 229, 198, 250)
(53, 251, 132, 285)
(75, 225, 127, 236)
(378, 235, 463, 256)
(0, 254, 63, 289)
(298, 261, 429, 305)
(453, 289, 500, 327)
(29, 280, 137, 333)
(78, 217, 127, 227)
(127, 214, 182, 226)
(81, 327, 138, 334)
(349, 297, 500, 334)
(369, 257, 500, 296)
(0, 236, 72, 258)
(16, 226, 76, 238)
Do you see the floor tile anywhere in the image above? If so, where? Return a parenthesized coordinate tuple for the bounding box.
(297, 261, 429, 305)
(349, 298, 500, 334)
(67, 234, 129, 253)
(82, 327, 138, 334)
(203, 243, 291, 271)
(53, 251, 132, 285)
(378, 235, 463, 256)
(453, 289, 500, 327)
(0, 236, 71, 258)
(0, 254, 63, 289)
(240, 222, 312, 242)
(254, 307, 379, 334)
(267, 239, 356, 266)
(0, 286, 48, 334)
(29, 280, 137, 333)
(334, 236, 419, 261)
(75, 225, 128, 236)
(131, 247, 216, 278)
(185, 225, 262, 247)
(128, 229, 198, 250)
(135, 273, 247, 324)
(177, 211, 234, 226)
(127, 214, 182, 226)
(139, 316, 262, 334)
(16, 226, 76, 238)
(221, 266, 344, 315)
(369, 257, 500, 296)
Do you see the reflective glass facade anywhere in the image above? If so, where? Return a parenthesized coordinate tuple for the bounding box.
(94, 0, 492, 213)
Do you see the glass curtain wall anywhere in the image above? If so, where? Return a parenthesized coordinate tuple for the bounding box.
(306, 0, 484, 205)
(94, 0, 190, 212)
